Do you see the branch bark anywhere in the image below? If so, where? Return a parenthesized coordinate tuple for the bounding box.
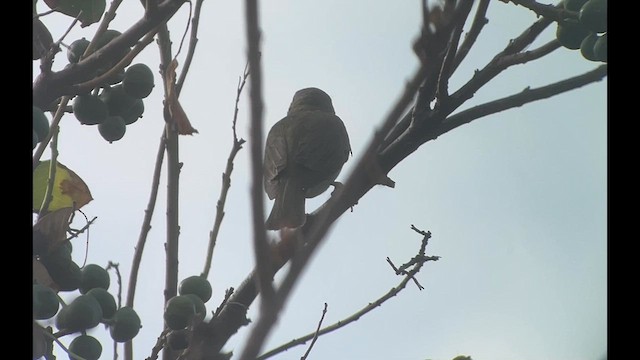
(32, 0, 187, 108)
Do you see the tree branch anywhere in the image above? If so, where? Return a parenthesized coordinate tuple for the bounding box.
(300, 303, 328, 360)
(201, 68, 248, 279)
(452, 0, 490, 73)
(126, 133, 166, 310)
(244, 0, 276, 311)
(257, 227, 436, 360)
(501, 0, 578, 22)
(176, 0, 204, 95)
(439, 65, 608, 135)
(32, 0, 187, 108)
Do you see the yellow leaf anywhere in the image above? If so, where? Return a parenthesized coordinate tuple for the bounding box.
(33, 160, 93, 213)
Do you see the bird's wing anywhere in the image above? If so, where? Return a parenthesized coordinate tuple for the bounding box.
(263, 119, 290, 199)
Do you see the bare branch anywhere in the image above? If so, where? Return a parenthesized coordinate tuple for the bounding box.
(76, 27, 159, 93)
(201, 68, 248, 279)
(126, 132, 167, 310)
(176, 0, 205, 95)
(498, 39, 561, 67)
(214, 288, 235, 317)
(33, 97, 70, 169)
(439, 65, 608, 135)
(145, 329, 170, 360)
(244, 0, 276, 311)
(502, 0, 578, 22)
(300, 303, 328, 360)
(452, 0, 490, 73)
(32, 0, 187, 108)
(436, 1, 475, 108)
(155, 12, 182, 360)
(258, 228, 436, 360)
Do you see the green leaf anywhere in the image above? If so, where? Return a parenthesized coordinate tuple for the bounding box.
(43, 0, 106, 27)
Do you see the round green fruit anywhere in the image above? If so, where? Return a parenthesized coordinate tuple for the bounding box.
(110, 306, 142, 342)
(579, 33, 599, 61)
(179, 275, 212, 302)
(556, 21, 591, 50)
(185, 294, 207, 317)
(164, 295, 196, 330)
(68, 335, 102, 360)
(73, 94, 108, 125)
(593, 32, 607, 62)
(122, 98, 144, 125)
(123, 63, 155, 99)
(79, 264, 110, 294)
(579, 0, 607, 33)
(33, 106, 50, 142)
(56, 294, 103, 332)
(67, 38, 90, 63)
(86, 288, 117, 319)
(99, 116, 127, 143)
(96, 29, 122, 49)
(33, 283, 60, 320)
(99, 85, 138, 116)
(41, 256, 81, 292)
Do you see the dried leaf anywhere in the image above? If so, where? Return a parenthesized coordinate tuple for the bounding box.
(33, 18, 53, 60)
(33, 160, 93, 213)
(33, 258, 55, 288)
(165, 59, 199, 135)
(33, 207, 74, 254)
(33, 322, 53, 359)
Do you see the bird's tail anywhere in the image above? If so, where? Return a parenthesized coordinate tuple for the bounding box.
(265, 178, 306, 230)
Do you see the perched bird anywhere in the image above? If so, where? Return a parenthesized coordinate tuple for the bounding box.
(263, 87, 351, 230)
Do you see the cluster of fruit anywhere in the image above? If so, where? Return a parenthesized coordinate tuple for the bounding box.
(556, 0, 607, 62)
(164, 276, 213, 351)
(33, 106, 50, 150)
(34, 243, 141, 360)
(67, 30, 155, 143)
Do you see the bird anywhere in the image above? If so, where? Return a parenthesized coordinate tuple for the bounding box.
(263, 87, 351, 230)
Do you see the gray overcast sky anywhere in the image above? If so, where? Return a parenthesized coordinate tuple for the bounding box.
(34, 1, 606, 360)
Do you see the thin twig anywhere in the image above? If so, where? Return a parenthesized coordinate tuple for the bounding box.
(214, 287, 235, 317)
(448, 13, 556, 113)
(107, 261, 122, 360)
(38, 325, 89, 360)
(66, 216, 98, 241)
(145, 329, 171, 360)
(40, 11, 82, 73)
(258, 229, 436, 360)
(202, 68, 248, 279)
(79, 0, 123, 63)
(435, 1, 474, 107)
(176, 0, 204, 95)
(244, 0, 276, 312)
(439, 65, 608, 136)
(300, 303, 328, 360)
(38, 126, 60, 215)
(497, 39, 561, 67)
(126, 133, 166, 310)
(173, 1, 192, 66)
(33, 96, 70, 169)
(502, 0, 577, 21)
(452, 0, 490, 73)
